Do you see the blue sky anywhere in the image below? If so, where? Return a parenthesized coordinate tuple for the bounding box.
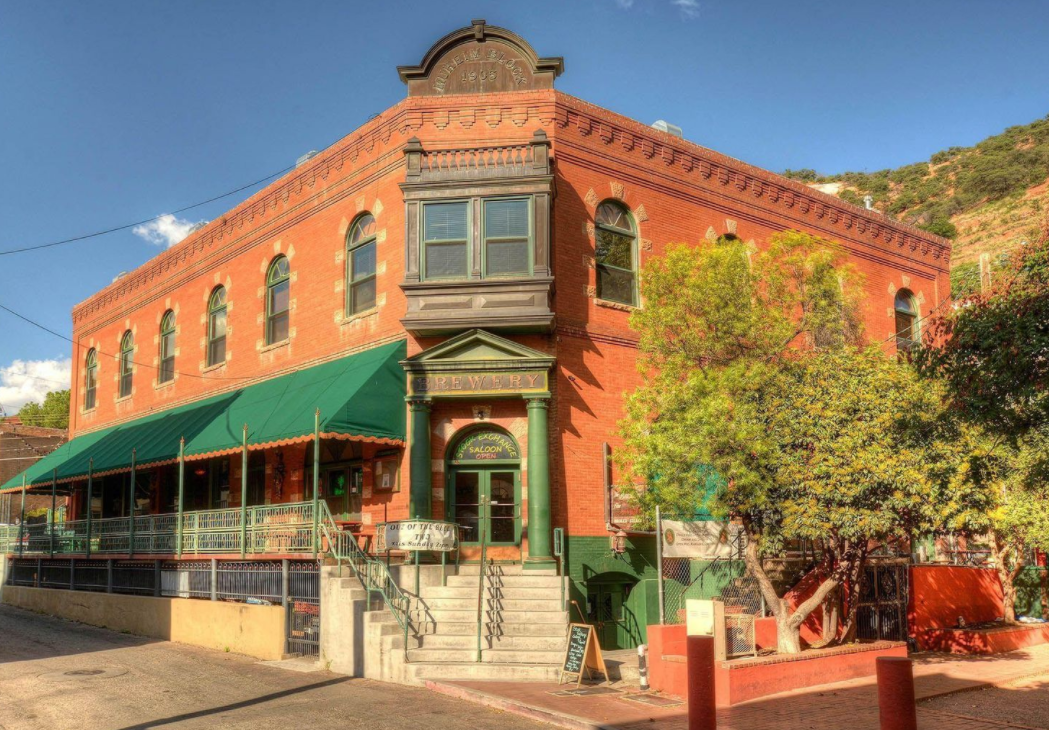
(2, 0, 1048, 410)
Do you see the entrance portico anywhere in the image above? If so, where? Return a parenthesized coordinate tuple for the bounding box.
(402, 329, 555, 569)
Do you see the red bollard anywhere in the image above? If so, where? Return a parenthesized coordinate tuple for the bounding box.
(876, 656, 917, 730)
(686, 634, 717, 730)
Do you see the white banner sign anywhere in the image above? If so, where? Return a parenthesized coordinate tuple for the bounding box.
(661, 520, 743, 559)
(378, 520, 458, 552)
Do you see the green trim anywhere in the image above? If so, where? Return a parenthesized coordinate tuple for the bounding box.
(421, 199, 471, 281)
(446, 465, 521, 546)
(481, 195, 533, 279)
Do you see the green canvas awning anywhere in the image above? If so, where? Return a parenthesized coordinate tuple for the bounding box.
(1, 340, 407, 492)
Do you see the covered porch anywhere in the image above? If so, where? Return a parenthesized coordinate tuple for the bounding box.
(0, 341, 408, 561)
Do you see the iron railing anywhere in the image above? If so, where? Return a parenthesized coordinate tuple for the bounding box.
(1, 502, 316, 557)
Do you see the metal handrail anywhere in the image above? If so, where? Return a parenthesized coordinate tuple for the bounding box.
(316, 501, 411, 633)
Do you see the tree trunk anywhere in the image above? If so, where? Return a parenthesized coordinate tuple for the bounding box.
(775, 612, 801, 654)
(1040, 568, 1049, 621)
(838, 548, 868, 645)
(993, 531, 1023, 624)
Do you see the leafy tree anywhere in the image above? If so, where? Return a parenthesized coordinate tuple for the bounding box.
(919, 217, 958, 239)
(15, 390, 70, 430)
(917, 221, 1049, 620)
(618, 231, 980, 652)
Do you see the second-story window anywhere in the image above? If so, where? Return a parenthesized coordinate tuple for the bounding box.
(119, 331, 134, 398)
(423, 201, 469, 279)
(483, 198, 531, 277)
(894, 289, 918, 356)
(207, 286, 227, 366)
(84, 349, 98, 410)
(595, 201, 638, 306)
(347, 214, 377, 314)
(159, 310, 176, 384)
(266, 257, 290, 345)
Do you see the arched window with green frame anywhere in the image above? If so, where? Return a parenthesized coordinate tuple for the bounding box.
(159, 310, 176, 384)
(894, 288, 918, 356)
(118, 331, 134, 398)
(207, 286, 227, 366)
(595, 201, 638, 306)
(84, 349, 98, 410)
(346, 214, 376, 315)
(266, 256, 291, 345)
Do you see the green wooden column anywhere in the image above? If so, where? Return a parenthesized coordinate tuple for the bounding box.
(176, 439, 185, 558)
(128, 449, 136, 558)
(312, 409, 320, 558)
(50, 468, 57, 558)
(408, 400, 431, 520)
(525, 397, 554, 570)
(240, 424, 248, 558)
(18, 474, 26, 557)
(85, 459, 93, 559)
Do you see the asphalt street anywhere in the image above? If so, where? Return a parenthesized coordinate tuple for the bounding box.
(0, 603, 547, 730)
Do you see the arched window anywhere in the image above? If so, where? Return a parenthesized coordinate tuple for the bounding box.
(84, 349, 98, 410)
(894, 289, 918, 354)
(207, 287, 227, 366)
(159, 310, 176, 384)
(118, 332, 134, 398)
(595, 201, 637, 306)
(346, 214, 377, 315)
(266, 257, 291, 344)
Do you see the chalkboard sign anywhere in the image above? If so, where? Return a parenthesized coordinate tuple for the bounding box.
(559, 623, 608, 686)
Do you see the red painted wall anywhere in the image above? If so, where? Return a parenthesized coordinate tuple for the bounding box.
(909, 565, 1004, 631)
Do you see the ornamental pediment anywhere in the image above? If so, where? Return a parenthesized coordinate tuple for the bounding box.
(398, 19, 563, 97)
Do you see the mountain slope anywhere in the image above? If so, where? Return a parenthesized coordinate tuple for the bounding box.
(784, 115, 1049, 296)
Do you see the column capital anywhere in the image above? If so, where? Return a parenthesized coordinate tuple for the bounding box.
(525, 396, 550, 409)
(407, 399, 432, 411)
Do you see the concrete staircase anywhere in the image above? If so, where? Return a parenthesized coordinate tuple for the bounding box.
(375, 563, 568, 684)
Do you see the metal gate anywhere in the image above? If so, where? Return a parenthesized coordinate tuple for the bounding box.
(285, 561, 320, 658)
(857, 562, 909, 642)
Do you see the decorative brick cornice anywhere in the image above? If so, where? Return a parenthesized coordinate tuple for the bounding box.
(551, 92, 951, 266)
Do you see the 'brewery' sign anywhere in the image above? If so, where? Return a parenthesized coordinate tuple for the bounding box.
(409, 370, 548, 397)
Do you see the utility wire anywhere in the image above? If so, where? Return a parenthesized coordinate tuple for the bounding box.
(0, 166, 295, 257)
(0, 302, 254, 382)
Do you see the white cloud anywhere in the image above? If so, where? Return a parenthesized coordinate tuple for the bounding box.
(672, 0, 700, 18)
(0, 358, 72, 414)
(132, 214, 204, 248)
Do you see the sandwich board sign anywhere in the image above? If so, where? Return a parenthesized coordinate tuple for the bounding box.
(558, 623, 609, 687)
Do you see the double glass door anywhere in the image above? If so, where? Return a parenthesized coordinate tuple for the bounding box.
(450, 468, 519, 545)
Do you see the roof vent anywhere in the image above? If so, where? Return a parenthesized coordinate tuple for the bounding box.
(296, 150, 319, 167)
(651, 120, 683, 138)
(112, 271, 128, 283)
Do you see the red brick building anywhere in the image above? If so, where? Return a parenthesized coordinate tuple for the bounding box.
(3, 20, 949, 647)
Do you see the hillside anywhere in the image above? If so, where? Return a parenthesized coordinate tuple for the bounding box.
(784, 115, 1049, 296)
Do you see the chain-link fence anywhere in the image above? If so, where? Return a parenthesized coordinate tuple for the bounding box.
(658, 513, 764, 626)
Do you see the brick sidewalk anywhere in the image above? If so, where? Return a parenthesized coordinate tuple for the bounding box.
(429, 644, 1049, 729)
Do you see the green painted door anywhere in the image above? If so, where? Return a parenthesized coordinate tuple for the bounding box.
(448, 468, 520, 545)
(587, 582, 633, 650)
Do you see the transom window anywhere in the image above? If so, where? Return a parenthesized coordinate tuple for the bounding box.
(347, 214, 377, 315)
(483, 198, 531, 277)
(894, 289, 918, 355)
(159, 310, 176, 384)
(207, 287, 227, 366)
(84, 349, 98, 410)
(118, 331, 134, 398)
(266, 257, 290, 345)
(595, 201, 638, 306)
(423, 201, 470, 279)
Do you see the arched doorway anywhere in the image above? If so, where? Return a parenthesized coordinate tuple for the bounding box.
(446, 427, 521, 547)
(586, 572, 641, 650)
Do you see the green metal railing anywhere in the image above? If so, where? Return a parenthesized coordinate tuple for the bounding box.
(316, 501, 411, 633)
(1, 502, 316, 558)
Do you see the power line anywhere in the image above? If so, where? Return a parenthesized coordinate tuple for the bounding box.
(0, 166, 295, 257)
(0, 302, 254, 383)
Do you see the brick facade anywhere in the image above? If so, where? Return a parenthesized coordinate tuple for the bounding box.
(60, 23, 949, 571)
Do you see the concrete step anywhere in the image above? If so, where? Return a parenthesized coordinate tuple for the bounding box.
(405, 662, 561, 684)
(483, 649, 564, 664)
(455, 564, 529, 576)
(446, 574, 564, 588)
(421, 596, 564, 612)
(406, 648, 477, 663)
(421, 584, 562, 600)
(486, 634, 567, 651)
(409, 621, 567, 637)
(483, 609, 568, 624)
(413, 607, 568, 623)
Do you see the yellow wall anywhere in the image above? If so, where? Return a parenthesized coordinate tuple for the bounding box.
(3, 586, 286, 660)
